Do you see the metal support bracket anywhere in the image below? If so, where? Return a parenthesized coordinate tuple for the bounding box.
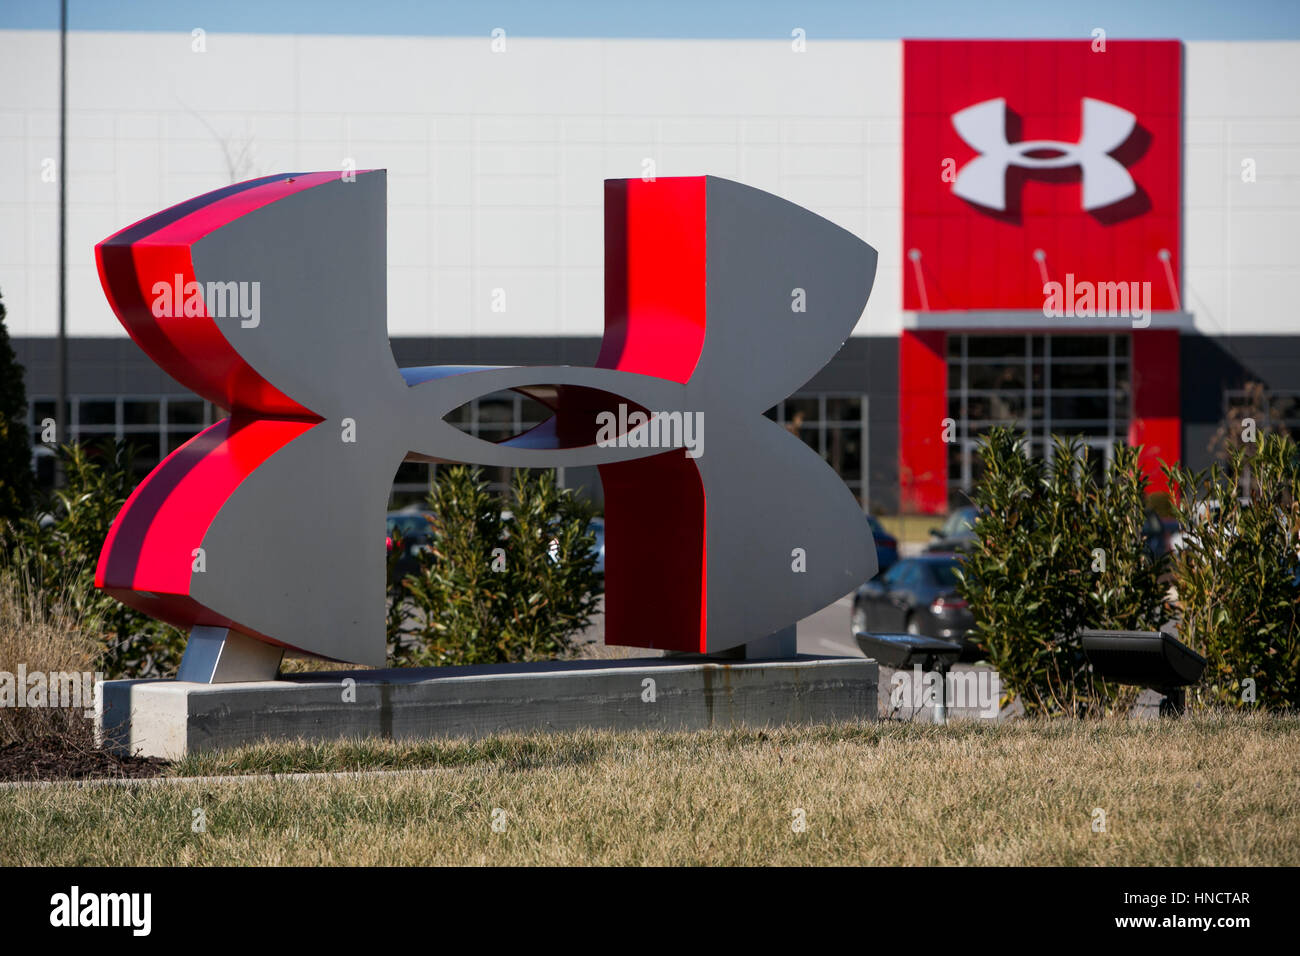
(666, 624, 799, 661)
(176, 626, 285, 683)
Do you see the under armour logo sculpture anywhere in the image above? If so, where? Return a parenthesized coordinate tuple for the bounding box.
(94, 171, 877, 667)
(951, 97, 1138, 211)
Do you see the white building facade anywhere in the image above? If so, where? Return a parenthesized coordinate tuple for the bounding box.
(2, 30, 1297, 509)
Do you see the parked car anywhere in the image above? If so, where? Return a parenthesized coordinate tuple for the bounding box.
(851, 554, 977, 656)
(925, 505, 979, 553)
(866, 514, 898, 575)
(1167, 498, 1251, 555)
(391, 509, 605, 587)
(589, 516, 606, 577)
(386, 509, 435, 584)
(1142, 509, 1177, 559)
(500, 509, 605, 579)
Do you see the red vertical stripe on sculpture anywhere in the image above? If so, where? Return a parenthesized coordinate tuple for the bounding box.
(597, 177, 711, 651)
(598, 178, 707, 383)
(698, 504, 708, 654)
(599, 452, 706, 652)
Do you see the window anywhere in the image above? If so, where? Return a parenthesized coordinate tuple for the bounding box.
(27, 395, 216, 485)
(895, 562, 922, 591)
(1222, 387, 1300, 435)
(929, 561, 962, 589)
(946, 333, 1130, 507)
(392, 390, 557, 507)
(881, 561, 907, 587)
(942, 507, 977, 537)
(761, 392, 869, 506)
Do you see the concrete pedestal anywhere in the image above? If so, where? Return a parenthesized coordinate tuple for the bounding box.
(96, 655, 878, 759)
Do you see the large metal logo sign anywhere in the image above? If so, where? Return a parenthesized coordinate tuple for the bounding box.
(93, 171, 877, 671)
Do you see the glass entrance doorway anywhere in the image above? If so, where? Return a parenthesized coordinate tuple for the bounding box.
(946, 333, 1131, 507)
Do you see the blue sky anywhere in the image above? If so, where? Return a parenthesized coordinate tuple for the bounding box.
(3, 0, 1299, 40)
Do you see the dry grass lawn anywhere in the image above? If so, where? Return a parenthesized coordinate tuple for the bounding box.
(0, 568, 101, 746)
(1, 713, 1297, 866)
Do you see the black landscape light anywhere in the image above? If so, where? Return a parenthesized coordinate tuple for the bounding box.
(854, 632, 963, 723)
(1080, 629, 1207, 716)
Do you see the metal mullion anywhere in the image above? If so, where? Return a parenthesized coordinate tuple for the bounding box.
(861, 393, 869, 512)
(966, 386, 1112, 394)
(961, 331, 968, 441)
(961, 334, 971, 493)
(998, 390, 1112, 398)
(955, 328, 964, 493)
(159, 396, 168, 460)
(819, 394, 827, 458)
(1044, 334, 1053, 454)
(1025, 332, 1033, 445)
(1108, 335, 1117, 449)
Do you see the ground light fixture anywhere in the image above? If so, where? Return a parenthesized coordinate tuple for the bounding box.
(1079, 629, 1208, 716)
(854, 631, 963, 724)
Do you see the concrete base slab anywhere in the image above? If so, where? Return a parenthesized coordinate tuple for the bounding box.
(96, 656, 878, 760)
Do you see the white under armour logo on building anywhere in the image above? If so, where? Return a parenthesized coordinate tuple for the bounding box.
(951, 97, 1138, 211)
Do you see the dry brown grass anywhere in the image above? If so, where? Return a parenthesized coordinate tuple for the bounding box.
(278, 657, 369, 674)
(0, 566, 101, 746)
(1, 712, 1296, 865)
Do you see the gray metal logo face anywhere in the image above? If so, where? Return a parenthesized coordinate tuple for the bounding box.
(95, 171, 878, 667)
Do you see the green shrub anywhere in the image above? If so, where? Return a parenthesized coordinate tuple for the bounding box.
(394, 466, 602, 666)
(0, 289, 33, 530)
(1165, 433, 1300, 710)
(1088, 442, 1171, 635)
(958, 428, 1168, 715)
(4, 442, 185, 678)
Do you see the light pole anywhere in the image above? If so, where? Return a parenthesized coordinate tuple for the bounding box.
(56, 0, 68, 484)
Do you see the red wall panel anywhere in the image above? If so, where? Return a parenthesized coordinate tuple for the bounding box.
(899, 329, 949, 514)
(903, 40, 1182, 312)
(1130, 328, 1181, 495)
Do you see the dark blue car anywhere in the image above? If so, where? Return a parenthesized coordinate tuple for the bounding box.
(866, 514, 898, 575)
